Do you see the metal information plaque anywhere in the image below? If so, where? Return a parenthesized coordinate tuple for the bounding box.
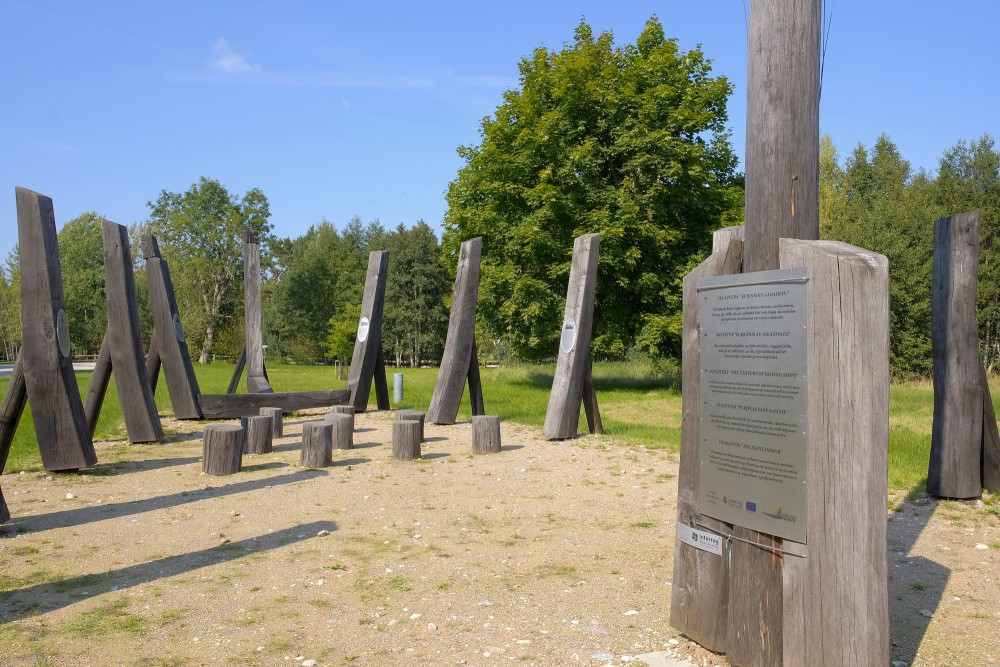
(697, 267, 809, 544)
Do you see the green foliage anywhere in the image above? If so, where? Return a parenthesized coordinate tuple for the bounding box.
(443, 17, 741, 359)
(325, 301, 361, 361)
(57, 212, 108, 356)
(0, 252, 21, 360)
(143, 177, 272, 363)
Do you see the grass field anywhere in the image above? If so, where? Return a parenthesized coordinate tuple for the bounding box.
(0, 361, 983, 499)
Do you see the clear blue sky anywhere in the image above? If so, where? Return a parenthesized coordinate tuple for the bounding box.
(1, 1, 997, 263)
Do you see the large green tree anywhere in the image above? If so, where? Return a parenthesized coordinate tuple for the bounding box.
(144, 177, 272, 363)
(57, 212, 108, 356)
(443, 17, 741, 359)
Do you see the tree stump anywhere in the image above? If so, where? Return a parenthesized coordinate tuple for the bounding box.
(202, 424, 244, 475)
(392, 420, 421, 461)
(395, 409, 425, 441)
(472, 415, 502, 454)
(328, 405, 356, 417)
(241, 415, 274, 454)
(259, 407, 283, 438)
(324, 412, 354, 450)
(300, 422, 333, 468)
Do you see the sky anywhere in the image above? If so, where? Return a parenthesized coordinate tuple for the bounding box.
(1, 1, 998, 264)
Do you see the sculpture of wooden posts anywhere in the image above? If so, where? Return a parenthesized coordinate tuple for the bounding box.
(143, 234, 203, 419)
(83, 220, 164, 443)
(929, 210, 1000, 497)
(0, 188, 97, 474)
(346, 251, 390, 413)
(427, 237, 485, 424)
(543, 233, 602, 439)
(227, 230, 273, 394)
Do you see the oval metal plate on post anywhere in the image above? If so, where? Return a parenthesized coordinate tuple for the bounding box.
(172, 313, 186, 342)
(559, 319, 577, 355)
(357, 316, 370, 343)
(56, 309, 71, 357)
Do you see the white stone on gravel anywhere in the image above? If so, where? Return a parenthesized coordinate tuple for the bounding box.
(302, 661, 317, 667)
(478, 599, 492, 606)
(624, 609, 639, 615)
(427, 622, 438, 631)
(66, 492, 76, 499)
(317, 529, 330, 537)
(410, 613, 421, 620)
(974, 543, 988, 550)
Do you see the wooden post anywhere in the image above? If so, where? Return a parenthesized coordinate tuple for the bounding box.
(347, 251, 390, 412)
(300, 422, 333, 467)
(983, 363, 1000, 493)
(395, 409, 425, 442)
(428, 237, 484, 424)
(99, 220, 164, 442)
(582, 358, 603, 435)
(243, 231, 273, 394)
(373, 348, 390, 410)
(929, 210, 995, 498)
(743, 0, 821, 273)
(324, 413, 354, 450)
(670, 229, 743, 652)
(543, 234, 600, 439)
(392, 420, 421, 461)
(472, 415, 501, 454)
(0, 486, 8, 524)
(142, 234, 202, 419)
(16, 187, 96, 471)
(241, 415, 274, 455)
(83, 334, 113, 437)
(226, 344, 247, 395)
(0, 354, 26, 475)
(329, 405, 356, 417)
(202, 424, 244, 475)
(260, 406, 283, 439)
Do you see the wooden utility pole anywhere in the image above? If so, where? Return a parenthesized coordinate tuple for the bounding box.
(743, 0, 821, 272)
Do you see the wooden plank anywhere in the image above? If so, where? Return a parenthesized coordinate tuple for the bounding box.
(146, 337, 161, 392)
(468, 342, 485, 417)
(982, 363, 1000, 493)
(582, 358, 602, 434)
(779, 239, 889, 667)
(543, 234, 600, 439)
(712, 225, 745, 255)
(196, 389, 350, 419)
(0, 354, 26, 474)
(0, 485, 8, 524)
(669, 231, 743, 652)
(743, 0, 820, 273)
(227, 344, 247, 394)
(83, 333, 113, 438)
(347, 251, 390, 412)
(243, 231, 272, 393)
(428, 237, 483, 424)
(102, 220, 163, 442)
(929, 211, 984, 498)
(16, 187, 96, 471)
(143, 235, 202, 419)
(726, 530, 784, 667)
(373, 347, 390, 410)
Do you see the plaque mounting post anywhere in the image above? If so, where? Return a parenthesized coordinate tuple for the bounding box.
(347, 251, 390, 412)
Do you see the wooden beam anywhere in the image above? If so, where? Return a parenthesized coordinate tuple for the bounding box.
(196, 389, 350, 419)
(101, 220, 163, 442)
(743, 0, 821, 273)
(347, 251, 390, 412)
(981, 363, 1000, 493)
(227, 344, 247, 395)
(143, 235, 202, 419)
(543, 234, 600, 439)
(467, 342, 485, 417)
(0, 354, 26, 474)
(16, 187, 96, 471)
(83, 333, 113, 438)
(373, 347, 390, 411)
(243, 231, 272, 393)
(582, 359, 602, 435)
(428, 237, 483, 424)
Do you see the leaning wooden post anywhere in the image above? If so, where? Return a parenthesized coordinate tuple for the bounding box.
(0, 486, 8, 524)
(743, 0, 821, 273)
(16, 187, 96, 471)
(929, 210, 998, 498)
(143, 235, 202, 419)
(242, 231, 273, 394)
(347, 251, 390, 412)
(543, 234, 600, 439)
(0, 354, 26, 521)
(83, 335, 113, 437)
(428, 237, 484, 424)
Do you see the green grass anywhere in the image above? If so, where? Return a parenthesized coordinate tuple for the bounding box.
(0, 360, 990, 499)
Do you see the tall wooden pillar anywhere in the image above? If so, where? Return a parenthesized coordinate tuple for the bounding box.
(347, 251, 390, 412)
(243, 230, 272, 394)
(428, 237, 484, 425)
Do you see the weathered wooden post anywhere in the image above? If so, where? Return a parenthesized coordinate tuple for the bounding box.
(202, 424, 244, 475)
(260, 406, 283, 439)
(543, 233, 602, 439)
(392, 419, 421, 461)
(395, 409, 425, 442)
(0, 355, 26, 522)
(143, 234, 203, 419)
(229, 231, 273, 394)
(427, 237, 485, 424)
(13, 188, 96, 471)
(928, 210, 1000, 497)
(472, 415, 501, 454)
(324, 412, 354, 450)
(0, 487, 8, 524)
(347, 251, 390, 412)
(301, 422, 333, 467)
(83, 220, 164, 443)
(241, 415, 274, 455)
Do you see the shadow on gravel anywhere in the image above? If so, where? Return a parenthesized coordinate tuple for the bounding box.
(351, 442, 382, 449)
(83, 455, 202, 477)
(420, 453, 450, 460)
(332, 458, 370, 467)
(501, 445, 525, 452)
(0, 520, 337, 622)
(6, 470, 327, 534)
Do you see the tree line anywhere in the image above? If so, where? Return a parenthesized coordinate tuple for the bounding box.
(0, 17, 996, 380)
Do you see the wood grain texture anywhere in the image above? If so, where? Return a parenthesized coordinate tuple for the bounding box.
(582, 358, 603, 434)
(395, 409, 425, 442)
(227, 344, 247, 395)
(83, 333, 113, 438)
(324, 413, 354, 450)
(779, 238, 890, 667)
(243, 231, 272, 394)
(347, 251, 390, 412)
(929, 211, 984, 498)
(472, 415, 501, 454)
(300, 423, 333, 468)
(373, 347, 390, 410)
(102, 220, 164, 442)
(145, 339, 161, 392)
(392, 419, 421, 461)
(196, 389, 350, 419)
(428, 237, 483, 424)
(669, 232, 743, 652)
(0, 485, 8, 524)
(743, 0, 820, 273)
(543, 234, 600, 439)
(0, 354, 26, 474)
(202, 424, 243, 475)
(468, 342, 485, 416)
(259, 406, 284, 439)
(329, 405, 356, 416)
(16, 187, 96, 471)
(143, 235, 202, 419)
(726, 529, 784, 667)
(240, 415, 273, 455)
